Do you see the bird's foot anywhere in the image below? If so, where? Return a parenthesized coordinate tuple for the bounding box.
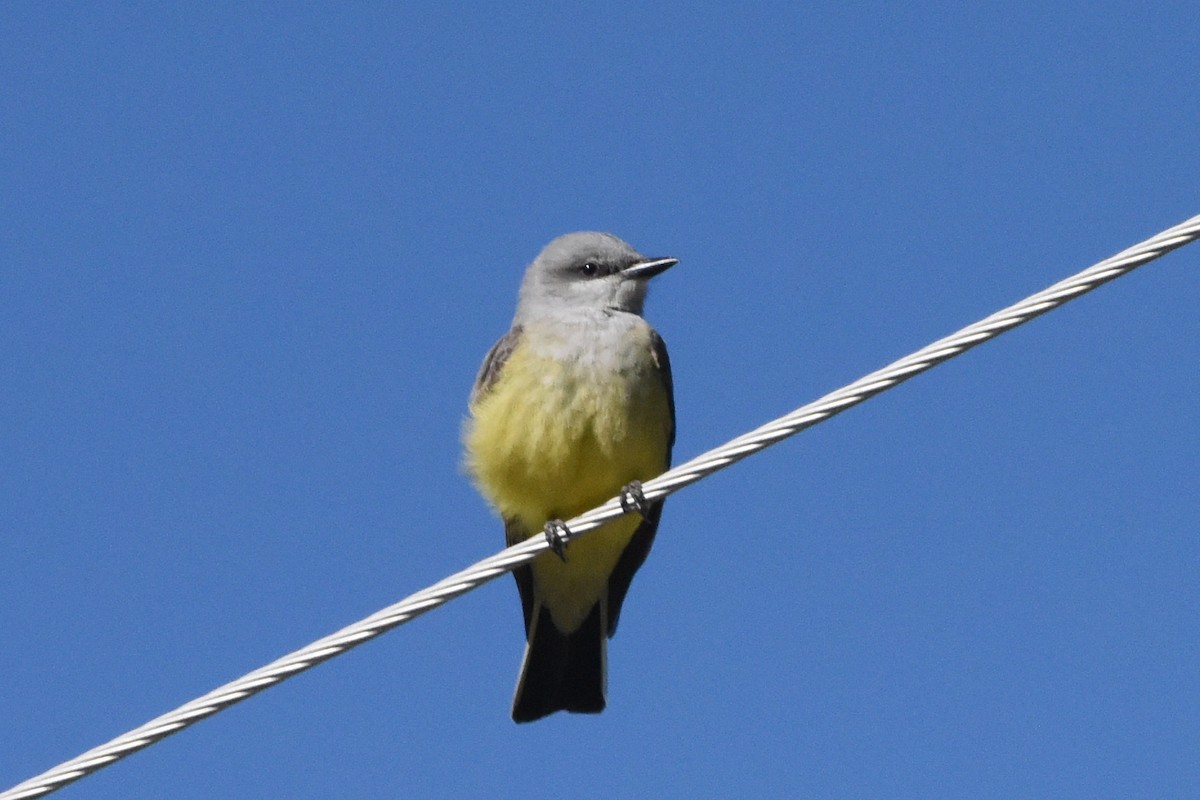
(543, 519, 570, 562)
(619, 480, 649, 518)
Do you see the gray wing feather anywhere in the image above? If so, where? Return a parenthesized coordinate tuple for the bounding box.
(650, 329, 676, 452)
(470, 326, 523, 408)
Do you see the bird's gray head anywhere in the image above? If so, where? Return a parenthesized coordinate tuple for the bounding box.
(514, 232, 677, 324)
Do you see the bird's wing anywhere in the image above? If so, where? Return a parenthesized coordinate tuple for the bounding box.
(471, 327, 539, 634)
(504, 516, 538, 636)
(606, 329, 675, 636)
(469, 325, 524, 409)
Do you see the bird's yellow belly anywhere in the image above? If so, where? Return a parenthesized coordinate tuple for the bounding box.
(465, 344, 671, 631)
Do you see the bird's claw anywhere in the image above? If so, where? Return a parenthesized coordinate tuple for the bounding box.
(543, 519, 569, 562)
(619, 480, 648, 518)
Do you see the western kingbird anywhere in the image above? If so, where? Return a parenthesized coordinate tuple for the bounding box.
(464, 232, 676, 722)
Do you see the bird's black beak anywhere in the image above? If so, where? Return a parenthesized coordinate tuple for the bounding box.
(622, 257, 678, 280)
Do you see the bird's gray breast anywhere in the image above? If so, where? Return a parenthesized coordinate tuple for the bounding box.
(524, 311, 656, 381)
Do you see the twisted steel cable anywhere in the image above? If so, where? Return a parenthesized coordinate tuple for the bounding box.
(3, 212, 1197, 800)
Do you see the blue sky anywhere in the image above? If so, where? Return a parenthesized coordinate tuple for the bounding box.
(3, 4, 1197, 798)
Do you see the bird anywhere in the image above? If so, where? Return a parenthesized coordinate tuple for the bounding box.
(464, 232, 677, 722)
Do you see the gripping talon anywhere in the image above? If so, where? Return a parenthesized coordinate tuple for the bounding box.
(543, 519, 569, 562)
(619, 480, 648, 518)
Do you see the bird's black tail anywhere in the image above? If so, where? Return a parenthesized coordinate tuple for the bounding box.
(511, 602, 606, 723)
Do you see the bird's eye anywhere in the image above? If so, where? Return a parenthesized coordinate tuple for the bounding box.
(579, 262, 600, 277)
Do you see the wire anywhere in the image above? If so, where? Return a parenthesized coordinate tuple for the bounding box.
(3, 212, 1198, 800)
